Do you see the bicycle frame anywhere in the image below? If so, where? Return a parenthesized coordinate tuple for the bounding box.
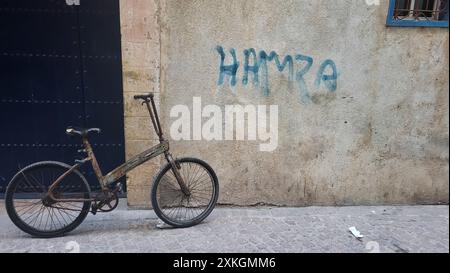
(46, 93, 188, 203)
(90, 138, 169, 186)
(47, 139, 169, 203)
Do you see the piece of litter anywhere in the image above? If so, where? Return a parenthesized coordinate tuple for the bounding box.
(371, 210, 376, 214)
(156, 221, 172, 229)
(349, 226, 364, 239)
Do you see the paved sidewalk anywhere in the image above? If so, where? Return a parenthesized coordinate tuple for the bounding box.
(0, 202, 448, 253)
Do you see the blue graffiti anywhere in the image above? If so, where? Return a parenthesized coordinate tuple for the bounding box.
(259, 51, 294, 97)
(315, 59, 338, 92)
(242, 48, 259, 87)
(295, 54, 313, 104)
(240, 49, 295, 96)
(216, 46, 239, 87)
(216, 46, 338, 103)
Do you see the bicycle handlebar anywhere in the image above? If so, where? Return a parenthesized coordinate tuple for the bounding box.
(133, 93, 154, 100)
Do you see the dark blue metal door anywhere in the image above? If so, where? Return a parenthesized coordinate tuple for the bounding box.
(0, 0, 125, 193)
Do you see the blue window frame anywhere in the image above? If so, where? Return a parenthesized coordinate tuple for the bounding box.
(386, 0, 449, 27)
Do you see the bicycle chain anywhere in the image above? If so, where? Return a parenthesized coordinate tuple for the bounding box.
(49, 189, 119, 214)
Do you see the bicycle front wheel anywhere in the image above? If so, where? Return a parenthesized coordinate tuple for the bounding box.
(5, 161, 91, 238)
(151, 157, 219, 228)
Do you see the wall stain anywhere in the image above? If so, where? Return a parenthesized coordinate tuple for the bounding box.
(311, 92, 337, 105)
(124, 71, 141, 81)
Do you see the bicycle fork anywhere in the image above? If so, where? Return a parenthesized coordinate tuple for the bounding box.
(140, 95, 190, 197)
(165, 152, 190, 196)
(135, 93, 190, 197)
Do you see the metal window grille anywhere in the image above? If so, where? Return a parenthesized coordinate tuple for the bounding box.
(393, 0, 449, 21)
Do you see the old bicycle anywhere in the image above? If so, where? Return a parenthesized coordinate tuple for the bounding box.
(5, 93, 219, 238)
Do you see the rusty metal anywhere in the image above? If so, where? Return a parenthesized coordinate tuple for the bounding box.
(97, 191, 119, 212)
(393, 0, 448, 20)
(141, 93, 190, 195)
(143, 98, 164, 142)
(150, 97, 164, 141)
(45, 92, 191, 206)
(83, 137, 105, 186)
(103, 141, 169, 184)
(165, 152, 191, 196)
(46, 163, 94, 203)
(91, 189, 120, 213)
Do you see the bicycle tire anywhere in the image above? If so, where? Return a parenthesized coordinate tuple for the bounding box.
(151, 157, 219, 228)
(5, 161, 91, 238)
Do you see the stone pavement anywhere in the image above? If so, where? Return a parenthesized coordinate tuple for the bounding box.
(0, 202, 448, 253)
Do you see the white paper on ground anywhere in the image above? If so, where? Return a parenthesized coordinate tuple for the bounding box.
(349, 226, 364, 239)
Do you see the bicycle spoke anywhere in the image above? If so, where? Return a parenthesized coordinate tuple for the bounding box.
(54, 207, 70, 226)
(54, 205, 78, 219)
(188, 164, 202, 188)
(19, 174, 42, 194)
(189, 174, 210, 192)
(156, 160, 216, 225)
(28, 205, 43, 229)
(9, 163, 91, 235)
(36, 205, 46, 230)
(25, 204, 44, 225)
(15, 200, 42, 214)
(21, 203, 42, 221)
(55, 210, 63, 230)
(28, 172, 47, 193)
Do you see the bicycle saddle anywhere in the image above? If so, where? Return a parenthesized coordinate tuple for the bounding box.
(133, 93, 154, 100)
(66, 126, 101, 137)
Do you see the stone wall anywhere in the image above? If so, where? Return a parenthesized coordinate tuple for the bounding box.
(120, 0, 162, 207)
(122, 0, 449, 207)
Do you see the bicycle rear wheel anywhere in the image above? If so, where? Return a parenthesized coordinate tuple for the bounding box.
(151, 157, 219, 228)
(5, 161, 91, 238)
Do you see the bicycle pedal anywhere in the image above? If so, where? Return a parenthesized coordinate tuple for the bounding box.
(91, 203, 98, 215)
(107, 183, 123, 194)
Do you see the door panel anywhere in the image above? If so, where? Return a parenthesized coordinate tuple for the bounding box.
(0, 0, 125, 193)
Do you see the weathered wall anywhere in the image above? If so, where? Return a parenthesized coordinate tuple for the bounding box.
(123, 0, 449, 207)
(120, 0, 162, 207)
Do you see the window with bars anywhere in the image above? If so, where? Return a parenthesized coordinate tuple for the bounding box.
(387, 0, 449, 27)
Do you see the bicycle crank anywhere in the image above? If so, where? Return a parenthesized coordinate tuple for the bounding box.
(91, 190, 119, 214)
